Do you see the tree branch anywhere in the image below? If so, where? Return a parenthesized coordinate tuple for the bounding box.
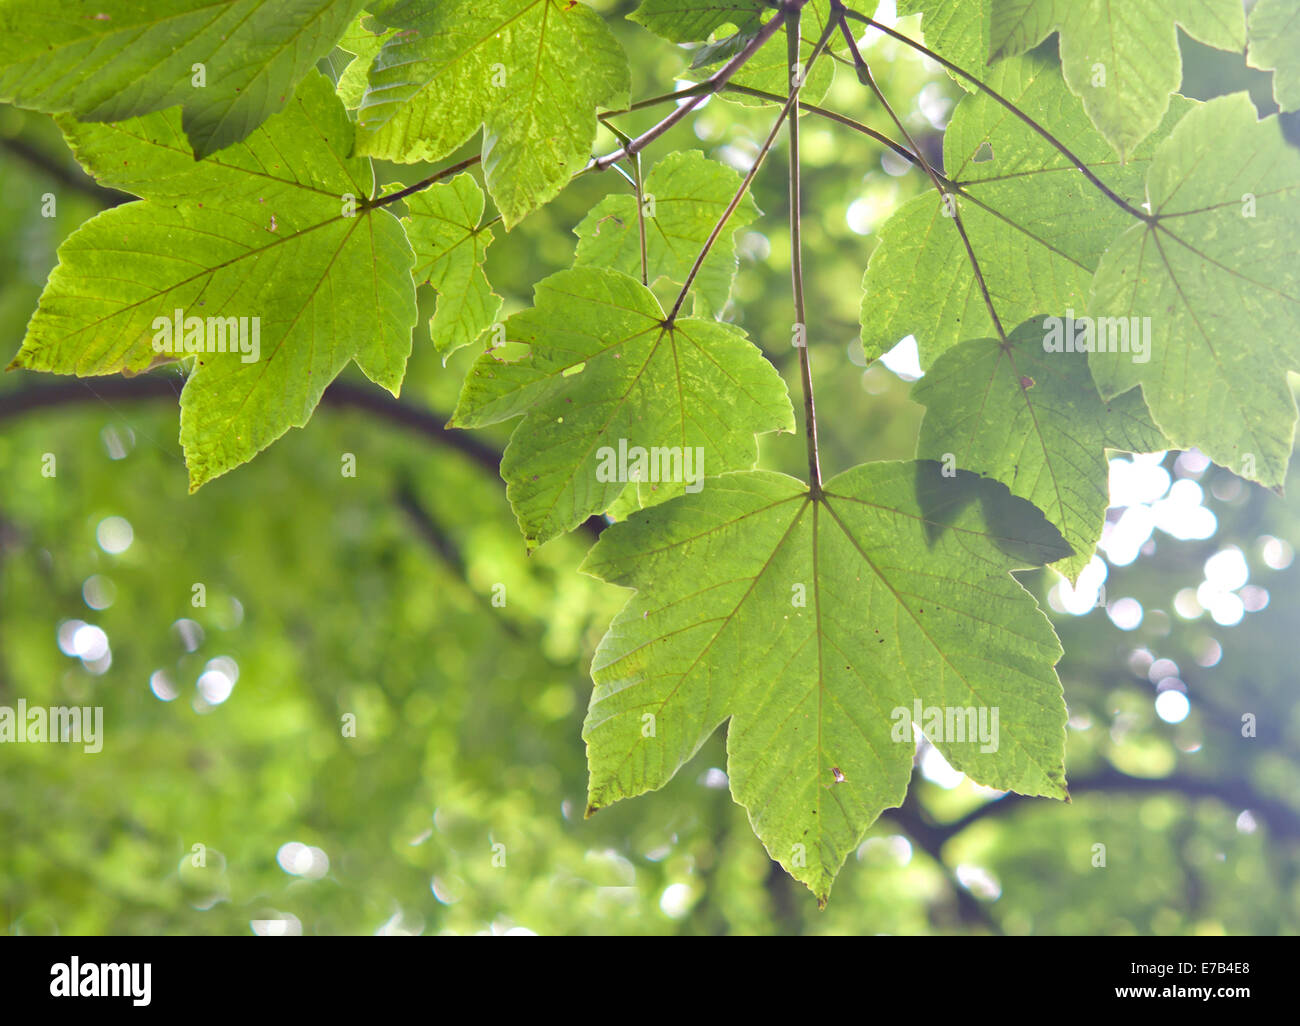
(664, 7, 837, 324)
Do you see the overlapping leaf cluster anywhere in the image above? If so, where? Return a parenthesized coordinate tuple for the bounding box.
(3, 0, 1298, 901)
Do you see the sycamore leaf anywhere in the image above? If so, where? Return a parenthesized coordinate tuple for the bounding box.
(450, 268, 793, 548)
(6, 72, 415, 491)
(860, 54, 1191, 367)
(581, 462, 1070, 902)
(913, 318, 1167, 582)
(895, 0, 989, 92)
(355, 0, 630, 228)
(1247, 0, 1300, 114)
(336, 11, 397, 110)
(1089, 92, 1300, 489)
(987, 0, 1245, 159)
(403, 174, 502, 362)
(0, 0, 363, 158)
(573, 150, 759, 316)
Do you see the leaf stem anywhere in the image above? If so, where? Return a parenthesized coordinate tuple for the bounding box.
(663, 6, 834, 324)
(634, 151, 649, 286)
(364, 154, 482, 209)
(599, 82, 717, 120)
(838, 6, 1155, 225)
(787, 8, 822, 495)
(722, 84, 940, 172)
(602, 121, 651, 285)
(589, 6, 794, 171)
(834, 5, 1005, 341)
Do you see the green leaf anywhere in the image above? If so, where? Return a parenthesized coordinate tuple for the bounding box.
(403, 174, 502, 362)
(629, 0, 769, 42)
(988, 0, 1245, 159)
(573, 150, 759, 316)
(896, 0, 990, 92)
(7, 72, 415, 491)
(335, 11, 397, 110)
(355, 0, 630, 227)
(860, 55, 1191, 367)
(1247, 0, 1300, 113)
(0, 0, 363, 158)
(450, 267, 794, 548)
(1089, 92, 1300, 489)
(913, 318, 1167, 581)
(581, 463, 1070, 902)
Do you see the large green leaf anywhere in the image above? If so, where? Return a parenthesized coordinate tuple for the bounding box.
(581, 463, 1070, 902)
(7, 72, 415, 490)
(403, 174, 502, 362)
(450, 268, 793, 548)
(573, 150, 758, 316)
(355, 0, 629, 227)
(1089, 92, 1300, 489)
(0, 0, 362, 157)
(860, 55, 1191, 367)
(1247, 0, 1300, 114)
(913, 318, 1167, 581)
(988, 0, 1244, 159)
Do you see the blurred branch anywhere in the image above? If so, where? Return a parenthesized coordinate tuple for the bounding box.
(931, 767, 1300, 842)
(0, 137, 131, 207)
(0, 375, 605, 540)
(884, 785, 1003, 933)
(395, 479, 526, 641)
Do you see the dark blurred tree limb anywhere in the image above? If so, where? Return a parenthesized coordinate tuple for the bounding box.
(0, 375, 606, 541)
(0, 137, 132, 206)
(907, 766, 1300, 844)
